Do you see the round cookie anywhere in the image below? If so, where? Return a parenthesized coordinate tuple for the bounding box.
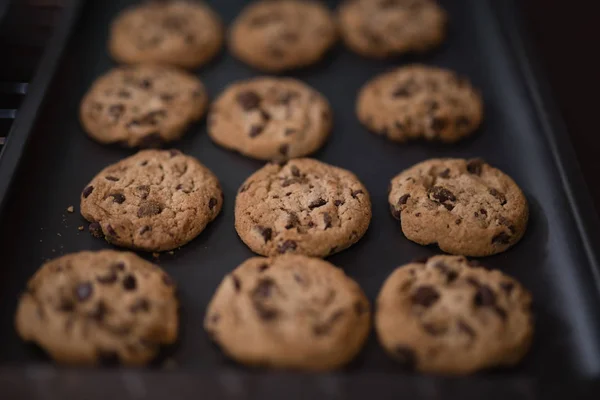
(235, 158, 371, 257)
(229, 0, 338, 72)
(337, 0, 447, 58)
(15, 250, 178, 366)
(80, 65, 207, 148)
(388, 158, 528, 257)
(80, 149, 223, 252)
(205, 255, 371, 370)
(375, 255, 533, 375)
(208, 77, 332, 160)
(357, 65, 483, 143)
(109, 0, 223, 69)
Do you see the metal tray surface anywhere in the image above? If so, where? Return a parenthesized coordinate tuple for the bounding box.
(0, 0, 599, 397)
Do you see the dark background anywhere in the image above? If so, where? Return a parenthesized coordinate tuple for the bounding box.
(522, 1, 600, 208)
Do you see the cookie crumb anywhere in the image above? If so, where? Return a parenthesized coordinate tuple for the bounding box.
(78, 226, 84, 231)
(57, 233, 62, 237)
(67, 206, 74, 213)
(168, 251, 175, 256)
(152, 253, 160, 259)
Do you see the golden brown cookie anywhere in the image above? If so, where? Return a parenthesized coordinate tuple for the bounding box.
(388, 158, 529, 257)
(205, 255, 371, 370)
(375, 255, 533, 375)
(15, 250, 178, 366)
(235, 159, 371, 257)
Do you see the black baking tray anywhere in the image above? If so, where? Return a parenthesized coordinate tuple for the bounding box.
(1, 0, 600, 398)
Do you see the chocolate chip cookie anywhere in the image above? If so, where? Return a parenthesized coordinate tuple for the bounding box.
(208, 77, 332, 160)
(388, 158, 528, 257)
(205, 255, 371, 370)
(357, 65, 483, 143)
(229, 0, 338, 72)
(15, 250, 178, 366)
(80, 65, 207, 148)
(80, 149, 223, 252)
(235, 159, 371, 257)
(375, 255, 533, 374)
(109, 0, 223, 69)
(338, 0, 447, 58)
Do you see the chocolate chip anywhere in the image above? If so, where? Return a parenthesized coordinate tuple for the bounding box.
(136, 185, 150, 199)
(455, 218, 462, 225)
(457, 320, 476, 338)
(107, 225, 117, 237)
(252, 278, 279, 320)
(323, 212, 332, 229)
(474, 285, 496, 307)
(351, 190, 364, 199)
(208, 197, 218, 210)
(309, 198, 327, 209)
(390, 205, 401, 220)
(423, 323, 447, 336)
(257, 226, 272, 242)
(307, 221, 315, 228)
(439, 169, 450, 178)
(291, 165, 300, 177)
(466, 158, 485, 175)
(108, 104, 124, 119)
(139, 79, 152, 89)
(279, 144, 289, 156)
(334, 200, 344, 207)
(494, 306, 507, 320)
(59, 299, 75, 312)
(117, 90, 131, 99)
(277, 91, 299, 105)
(169, 149, 180, 157)
(160, 93, 174, 102)
(140, 225, 152, 235)
(105, 176, 119, 181)
(492, 232, 511, 245)
(89, 301, 107, 321)
(428, 186, 456, 210)
(466, 277, 481, 287)
(313, 310, 345, 336)
(114, 262, 125, 271)
(284, 128, 296, 136)
(394, 346, 416, 370)
(498, 216, 516, 233)
(260, 110, 271, 121)
(411, 286, 440, 307)
(89, 222, 103, 238)
(479, 208, 487, 216)
(123, 275, 137, 291)
(392, 84, 412, 97)
(434, 262, 458, 283)
(75, 282, 93, 302)
(500, 281, 515, 294)
(430, 117, 447, 132)
(249, 125, 264, 137)
(285, 213, 299, 229)
(83, 186, 94, 198)
(398, 194, 410, 205)
(489, 188, 507, 205)
(137, 201, 163, 217)
(130, 298, 150, 313)
(110, 193, 126, 204)
(232, 275, 241, 292)
(258, 264, 269, 272)
(97, 271, 118, 284)
(97, 350, 120, 366)
(354, 301, 367, 316)
(237, 90, 261, 110)
(278, 240, 297, 253)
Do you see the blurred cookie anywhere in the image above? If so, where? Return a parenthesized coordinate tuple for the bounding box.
(15, 250, 178, 366)
(208, 77, 332, 160)
(357, 65, 483, 143)
(375, 255, 533, 374)
(81, 149, 222, 252)
(109, 0, 223, 69)
(388, 158, 528, 257)
(338, 0, 447, 58)
(229, 0, 337, 72)
(205, 254, 371, 370)
(235, 158, 371, 257)
(80, 65, 207, 147)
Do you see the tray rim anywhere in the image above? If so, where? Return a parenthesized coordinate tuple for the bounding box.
(0, 0, 599, 398)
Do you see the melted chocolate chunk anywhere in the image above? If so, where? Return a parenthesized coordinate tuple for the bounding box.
(256, 226, 272, 242)
(83, 186, 94, 198)
(309, 198, 327, 209)
(411, 286, 440, 307)
(474, 285, 496, 307)
(137, 201, 163, 217)
(123, 275, 137, 291)
(237, 91, 261, 111)
(277, 240, 297, 253)
(466, 158, 485, 175)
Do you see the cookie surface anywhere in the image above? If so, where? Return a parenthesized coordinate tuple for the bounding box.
(80, 149, 223, 252)
(109, 0, 223, 69)
(375, 255, 533, 375)
(15, 250, 178, 366)
(229, 0, 337, 72)
(338, 0, 447, 58)
(208, 77, 332, 160)
(235, 159, 371, 257)
(205, 255, 370, 370)
(388, 158, 528, 257)
(357, 65, 483, 143)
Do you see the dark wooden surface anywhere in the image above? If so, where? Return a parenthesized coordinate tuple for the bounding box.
(522, 1, 600, 210)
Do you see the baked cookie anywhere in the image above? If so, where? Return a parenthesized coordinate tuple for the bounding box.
(235, 159, 371, 257)
(338, 0, 447, 58)
(375, 255, 533, 375)
(357, 65, 483, 143)
(15, 250, 178, 366)
(208, 77, 332, 160)
(80, 149, 223, 252)
(388, 158, 528, 257)
(229, 0, 338, 72)
(109, 0, 223, 69)
(205, 255, 371, 370)
(80, 65, 207, 148)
